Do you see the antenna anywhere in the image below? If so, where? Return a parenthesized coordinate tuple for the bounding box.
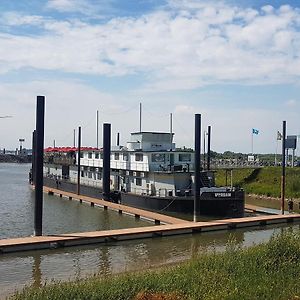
(170, 113, 173, 151)
(117, 132, 120, 146)
(73, 129, 76, 147)
(96, 110, 99, 148)
(139, 102, 142, 132)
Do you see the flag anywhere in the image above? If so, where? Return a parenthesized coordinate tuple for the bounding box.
(277, 131, 283, 140)
(252, 128, 259, 135)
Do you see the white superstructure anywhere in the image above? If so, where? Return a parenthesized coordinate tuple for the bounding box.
(45, 132, 195, 197)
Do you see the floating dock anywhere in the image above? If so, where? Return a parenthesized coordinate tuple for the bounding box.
(2, 187, 298, 254)
(1, 213, 299, 254)
(43, 186, 189, 225)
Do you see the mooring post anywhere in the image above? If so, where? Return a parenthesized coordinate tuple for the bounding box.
(281, 121, 286, 214)
(103, 123, 111, 201)
(194, 114, 201, 222)
(34, 96, 45, 236)
(77, 126, 81, 195)
(31, 130, 36, 185)
(207, 125, 211, 171)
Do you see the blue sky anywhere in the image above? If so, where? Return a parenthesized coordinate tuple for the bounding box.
(1, 0, 300, 153)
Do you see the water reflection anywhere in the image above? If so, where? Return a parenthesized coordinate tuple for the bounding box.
(1, 223, 299, 299)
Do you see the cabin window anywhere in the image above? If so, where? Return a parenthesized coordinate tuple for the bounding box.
(97, 173, 101, 180)
(95, 153, 99, 159)
(114, 153, 119, 160)
(136, 178, 142, 186)
(123, 153, 128, 161)
(88, 152, 92, 159)
(80, 152, 84, 158)
(135, 153, 143, 162)
(152, 153, 165, 162)
(88, 172, 92, 178)
(179, 153, 191, 162)
(100, 153, 103, 159)
(81, 171, 84, 177)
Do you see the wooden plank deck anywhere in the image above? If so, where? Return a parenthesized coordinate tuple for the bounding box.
(245, 204, 286, 215)
(43, 186, 189, 225)
(1, 214, 300, 254)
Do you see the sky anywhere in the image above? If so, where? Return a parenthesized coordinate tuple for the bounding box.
(1, 0, 300, 154)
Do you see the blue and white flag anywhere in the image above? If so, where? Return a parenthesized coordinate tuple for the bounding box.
(252, 128, 259, 135)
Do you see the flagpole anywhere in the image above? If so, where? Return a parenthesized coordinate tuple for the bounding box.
(251, 130, 253, 155)
(275, 139, 278, 166)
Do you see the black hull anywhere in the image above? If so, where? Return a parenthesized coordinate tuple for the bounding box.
(121, 192, 244, 218)
(43, 177, 244, 218)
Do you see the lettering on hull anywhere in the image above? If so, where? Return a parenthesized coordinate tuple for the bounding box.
(214, 193, 232, 198)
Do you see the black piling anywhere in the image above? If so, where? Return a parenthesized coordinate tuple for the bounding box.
(194, 114, 201, 222)
(34, 96, 45, 236)
(207, 125, 211, 171)
(103, 123, 111, 201)
(281, 121, 286, 214)
(31, 130, 36, 185)
(77, 126, 81, 195)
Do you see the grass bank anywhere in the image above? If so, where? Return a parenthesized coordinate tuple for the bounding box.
(215, 167, 300, 198)
(10, 230, 300, 300)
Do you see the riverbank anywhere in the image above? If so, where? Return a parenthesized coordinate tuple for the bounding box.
(0, 154, 31, 163)
(215, 167, 300, 199)
(10, 230, 300, 300)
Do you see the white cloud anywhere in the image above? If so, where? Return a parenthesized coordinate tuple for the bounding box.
(47, 0, 94, 14)
(0, 1, 300, 93)
(1, 12, 45, 26)
(46, 0, 116, 17)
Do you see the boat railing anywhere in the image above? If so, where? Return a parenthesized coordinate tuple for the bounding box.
(130, 187, 193, 198)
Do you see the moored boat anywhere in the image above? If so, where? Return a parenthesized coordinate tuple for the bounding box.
(42, 131, 244, 218)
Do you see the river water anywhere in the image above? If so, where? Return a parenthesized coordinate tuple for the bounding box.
(1, 163, 300, 298)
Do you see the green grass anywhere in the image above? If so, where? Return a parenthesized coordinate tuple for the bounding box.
(215, 167, 300, 198)
(10, 230, 300, 300)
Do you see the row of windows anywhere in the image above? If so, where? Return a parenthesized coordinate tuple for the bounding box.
(80, 171, 142, 186)
(80, 152, 140, 161)
(81, 171, 102, 180)
(151, 153, 191, 162)
(80, 152, 191, 162)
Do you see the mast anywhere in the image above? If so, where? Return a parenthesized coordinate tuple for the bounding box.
(96, 109, 99, 148)
(170, 113, 173, 151)
(73, 129, 76, 147)
(117, 132, 120, 146)
(139, 102, 142, 133)
(207, 126, 211, 171)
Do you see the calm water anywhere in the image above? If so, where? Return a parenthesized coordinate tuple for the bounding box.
(0, 163, 148, 239)
(1, 163, 300, 298)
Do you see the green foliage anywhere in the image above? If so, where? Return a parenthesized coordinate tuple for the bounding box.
(215, 167, 300, 198)
(10, 230, 300, 300)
